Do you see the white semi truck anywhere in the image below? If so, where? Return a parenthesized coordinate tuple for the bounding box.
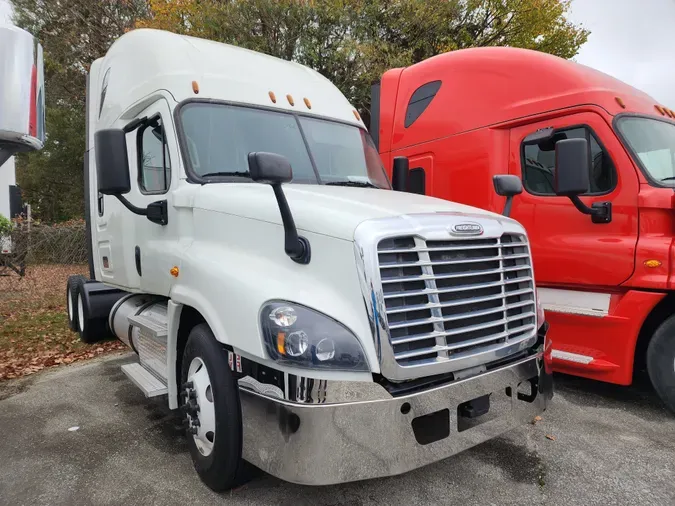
(0, 25, 44, 263)
(66, 28, 553, 491)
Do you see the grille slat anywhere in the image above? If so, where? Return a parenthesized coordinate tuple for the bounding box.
(383, 275, 532, 300)
(377, 232, 536, 367)
(386, 290, 533, 318)
(378, 242, 526, 254)
(381, 264, 529, 284)
(393, 323, 537, 360)
(379, 253, 530, 268)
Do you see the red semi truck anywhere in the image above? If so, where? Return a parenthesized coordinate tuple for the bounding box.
(371, 46, 675, 412)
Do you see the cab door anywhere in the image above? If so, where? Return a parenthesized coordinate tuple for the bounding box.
(508, 111, 639, 290)
(95, 96, 180, 295)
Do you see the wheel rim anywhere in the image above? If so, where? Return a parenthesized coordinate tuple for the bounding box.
(77, 293, 84, 332)
(67, 288, 73, 321)
(186, 357, 216, 456)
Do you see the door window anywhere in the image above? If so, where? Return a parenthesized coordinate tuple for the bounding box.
(138, 116, 171, 194)
(521, 126, 617, 195)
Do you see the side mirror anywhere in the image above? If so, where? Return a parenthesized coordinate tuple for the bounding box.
(554, 138, 590, 196)
(554, 138, 612, 224)
(95, 129, 131, 195)
(94, 127, 169, 226)
(247, 152, 310, 264)
(248, 151, 293, 184)
(392, 156, 409, 192)
(492, 175, 522, 217)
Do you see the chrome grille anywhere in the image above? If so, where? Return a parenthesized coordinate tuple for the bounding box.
(377, 234, 536, 367)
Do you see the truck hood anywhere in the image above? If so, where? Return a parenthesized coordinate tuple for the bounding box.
(188, 183, 507, 241)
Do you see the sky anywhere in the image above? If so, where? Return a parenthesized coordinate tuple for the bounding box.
(568, 0, 675, 107)
(0, 0, 673, 106)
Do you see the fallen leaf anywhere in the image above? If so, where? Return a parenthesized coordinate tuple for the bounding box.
(546, 434, 556, 441)
(68, 426, 80, 432)
(531, 415, 542, 425)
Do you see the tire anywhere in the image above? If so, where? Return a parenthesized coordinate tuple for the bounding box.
(646, 315, 675, 413)
(66, 275, 87, 332)
(180, 323, 250, 491)
(76, 286, 108, 344)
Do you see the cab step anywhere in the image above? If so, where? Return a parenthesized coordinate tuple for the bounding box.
(121, 362, 167, 398)
(127, 313, 167, 338)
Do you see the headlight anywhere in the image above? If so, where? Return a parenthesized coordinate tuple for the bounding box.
(260, 302, 369, 372)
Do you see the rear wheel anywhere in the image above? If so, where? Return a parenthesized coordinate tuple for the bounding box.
(647, 314, 675, 413)
(76, 286, 108, 344)
(180, 323, 250, 491)
(66, 275, 87, 332)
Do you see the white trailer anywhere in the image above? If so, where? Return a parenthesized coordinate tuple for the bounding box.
(66, 28, 553, 491)
(0, 24, 44, 261)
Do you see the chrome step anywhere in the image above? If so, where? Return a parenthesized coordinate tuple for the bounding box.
(121, 363, 167, 398)
(127, 313, 167, 339)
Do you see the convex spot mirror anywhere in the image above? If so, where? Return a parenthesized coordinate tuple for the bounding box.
(492, 175, 523, 217)
(95, 129, 131, 195)
(493, 175, 523, 197)
(248, 151, 293, 184)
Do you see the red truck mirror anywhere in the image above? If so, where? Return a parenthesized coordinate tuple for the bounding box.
(554, 138, 612, 224)
(392, 156, 409, 192)
(492, 175, 522, 217)
(554, 138, 590, 196)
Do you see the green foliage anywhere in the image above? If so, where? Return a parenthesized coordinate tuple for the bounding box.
(14, 106, 86, 222)
(11, 0, 588, 221)
(0, 214, 12, 237)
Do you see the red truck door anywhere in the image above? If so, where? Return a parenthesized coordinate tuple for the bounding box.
(508, 111, 639, 292)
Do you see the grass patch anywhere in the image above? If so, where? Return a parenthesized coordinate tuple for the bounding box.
(0, 265, 124, 380)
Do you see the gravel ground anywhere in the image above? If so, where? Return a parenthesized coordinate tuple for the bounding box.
(0, 352, 673, 506)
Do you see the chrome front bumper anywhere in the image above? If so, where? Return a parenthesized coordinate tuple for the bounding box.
(240, 351, 553, 485)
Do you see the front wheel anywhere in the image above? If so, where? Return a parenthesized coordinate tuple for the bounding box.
(180, 323, 250, 491)
(647, 315, 675, 413)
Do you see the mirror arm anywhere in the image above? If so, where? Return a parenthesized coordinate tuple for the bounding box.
(115, 194, 147, 216)
(502, 196, 514, 217)
(568, 195, 612, 224)
(123, 116, 148, 133)
(114, 195, 168, 225)
(271, 184, 311, 264)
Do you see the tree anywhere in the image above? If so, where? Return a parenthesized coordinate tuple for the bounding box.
(11, 0, 588, 221)
(139, 0, 588, 123)
(10, 0, 149, 222)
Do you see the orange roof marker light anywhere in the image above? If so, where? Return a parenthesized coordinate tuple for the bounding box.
(268, 91, 277, 103)
(191, 80, 199, 94)
(655, 105, 666, 116)
(286, 94, 294, 106)
(353, 109, 361, 121)
(668, 109, 675, 119)
(170, 266, 179, 277)
(615, 97, 626, 109)
(303, 97, 312, 109)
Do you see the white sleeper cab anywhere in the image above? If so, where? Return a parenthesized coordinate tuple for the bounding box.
(63, 28, 553, 490)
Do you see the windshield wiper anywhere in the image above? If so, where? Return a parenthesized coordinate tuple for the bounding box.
(200, 171, 250, 178)
(325, 180, 379, 188)
(661, 176, 675, 181)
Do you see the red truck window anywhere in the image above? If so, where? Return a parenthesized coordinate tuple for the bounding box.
(521, 126, 617, 196)
(405, 81, 442, 128)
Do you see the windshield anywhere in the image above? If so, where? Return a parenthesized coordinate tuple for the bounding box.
(616, 116, 675, 185)
(179, 102, 391, 189)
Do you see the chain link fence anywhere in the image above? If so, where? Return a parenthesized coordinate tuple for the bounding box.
(0, 220, 88, 278)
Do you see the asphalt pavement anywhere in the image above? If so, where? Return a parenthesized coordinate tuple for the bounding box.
(0, 352, 674, 506)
